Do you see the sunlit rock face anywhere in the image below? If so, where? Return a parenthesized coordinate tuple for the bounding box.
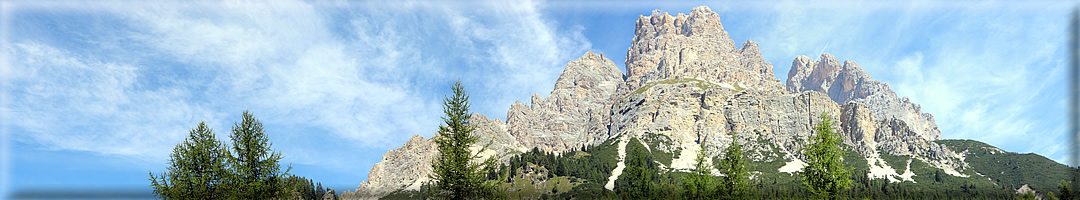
(786, 54, 943, 141)
(346, 6, 963, 199)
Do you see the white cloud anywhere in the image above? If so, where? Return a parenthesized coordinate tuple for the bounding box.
(746, 0, 1071, 163)
(3, 0, 592, 165)
(5, 42, 223, 161)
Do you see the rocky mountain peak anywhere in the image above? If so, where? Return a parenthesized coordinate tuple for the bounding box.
(343, 135, 437, 199)
(786, 54, 842, 94)
(554, 51, 621, 91)
(348, 6, 964, 198)
(505, 51, 623, 153)
(622, 6, 782, 99)
(787, 53, 942, 141)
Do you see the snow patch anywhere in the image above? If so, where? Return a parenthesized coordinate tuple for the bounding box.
(778, 159, 807, 174)
(669, 140, 703, 171)
(717, 82, 736, 90)
(941, 166, 968, 177)
(605, 137, 629, 190)
(867, 156, 902, 183)
(899, 159, 916, 183)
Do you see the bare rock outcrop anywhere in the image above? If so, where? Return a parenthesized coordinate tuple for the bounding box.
(506, 51, 623, 153)
(344, 52, 621, 198)
(786, 54, 942, 141)
(342, 135, 437, 199)
(342, 113, 524, 199)
(347, 6, 969, 199)
(840, 103, 877, 147)
(621, 6, 784, 98)
(839, 103, 962, 170)
(608, 77, 845, 166)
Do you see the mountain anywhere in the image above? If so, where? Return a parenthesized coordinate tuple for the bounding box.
(342, 6, 1073, 199)
(787, 54, 942, 141)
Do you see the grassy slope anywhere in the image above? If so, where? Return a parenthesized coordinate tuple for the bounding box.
(936, 139, 1075, 193)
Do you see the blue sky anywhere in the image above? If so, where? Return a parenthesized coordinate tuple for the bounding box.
(1, 0, 1074, 197)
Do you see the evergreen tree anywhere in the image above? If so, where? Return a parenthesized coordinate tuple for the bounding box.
(616, 138, 657, 199)
(226, 111, 290, 199)
(717, 132, 749, 200)
(682, 142, 714, 199)
(800, 113, 851, 199)
(316, 182, 327, 199)
(1060, 180, 1074, 200)
(1018, 190, 1037, 200)
(428, 81, 499, 199)
(149, 121, 230, 199)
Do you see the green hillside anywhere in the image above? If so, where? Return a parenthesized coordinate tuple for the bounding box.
(936, 139, 1076, 193)
(383, 138, 1073, 199)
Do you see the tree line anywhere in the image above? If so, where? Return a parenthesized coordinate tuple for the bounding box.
(149, 111, 336, 199)
(153, 81, 1080, 199)
(417, 82, 855, 199)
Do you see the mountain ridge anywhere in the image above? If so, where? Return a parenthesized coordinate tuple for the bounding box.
(341, 5, 1068, 199)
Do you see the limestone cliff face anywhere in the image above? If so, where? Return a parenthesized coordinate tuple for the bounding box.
(342, 113, 525, 199)
(343, 52, 619, 198)
(347, 6, 965, 199)
(786, 54, 943, 141)
(506, 51, 623, 154)
(609, 78, 842, 160)
(839, 103, 960, 169)
(621, 6, 784, 97)
(342, 135, 437, 199)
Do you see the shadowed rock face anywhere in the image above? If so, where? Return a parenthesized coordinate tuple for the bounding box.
(786, 54, 943, 141)
(345, 6, 961, 199)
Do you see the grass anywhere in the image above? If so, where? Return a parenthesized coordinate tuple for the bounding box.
(745, 137, 789, 172)
(640, 132, 681, 167)
(629, 78, 723, 96)
(501, 163, 583, 199)
(879, 153, 911, 174)
(935, 139, 1076, 193)
(570, 151, 590, 158)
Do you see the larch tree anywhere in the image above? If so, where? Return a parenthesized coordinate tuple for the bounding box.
(800, 113, 851, 199)
(717, 132, 750, 200)
(682, 141, 715, 199)
(149, 121, 230, 199)
(226, 111, 290, 199)
(428, 81, 499, 199)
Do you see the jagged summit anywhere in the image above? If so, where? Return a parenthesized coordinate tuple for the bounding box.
(344, 6, 973, 199)
(786, 53, 942, 141)
(506, 51, 623, 154)
(622, 6, 783, 97)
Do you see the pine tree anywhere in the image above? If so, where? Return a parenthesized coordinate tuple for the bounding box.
(226, 111, 290, 199)
(682, 142, 714, 199)
(616, 138, 657, 199)
(316, 182, 327, 199)
(149, 121, 230, 199)
(718, 132, 749, 200)
(800, 113, 851, 199)
(428, 81, 499, 199)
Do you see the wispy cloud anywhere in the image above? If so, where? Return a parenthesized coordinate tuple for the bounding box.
(3, 0, 592, 169)
(727, 0, 1071, 163)
(5, 42, 222, 161)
